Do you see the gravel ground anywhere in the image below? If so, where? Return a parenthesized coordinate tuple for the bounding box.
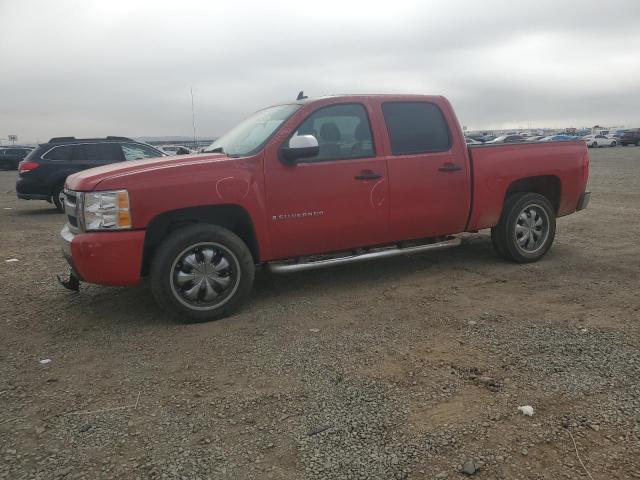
(1, 146, 639, 479)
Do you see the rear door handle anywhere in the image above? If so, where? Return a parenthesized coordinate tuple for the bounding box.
(355, 170, 382, 180)
(438, 163, 462, 172)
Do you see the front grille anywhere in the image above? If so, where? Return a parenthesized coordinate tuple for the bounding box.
(64, 190, 80, 230)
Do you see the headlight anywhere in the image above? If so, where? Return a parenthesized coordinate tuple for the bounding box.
(82, 190, 132, 231)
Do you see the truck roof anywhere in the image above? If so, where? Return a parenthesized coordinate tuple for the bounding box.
(290, 93, 447, 105)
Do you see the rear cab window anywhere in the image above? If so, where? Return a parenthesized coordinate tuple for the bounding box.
(381, 102, 451, 155)
(42, 145, 75, 161)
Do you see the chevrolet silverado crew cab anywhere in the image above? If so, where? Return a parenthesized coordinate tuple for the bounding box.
(60, 94, 590, 322)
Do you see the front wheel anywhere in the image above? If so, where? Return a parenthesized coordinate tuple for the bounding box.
(150, 224, 255, 322)
(52, 184, 65, 213)
(592, 142, 598, 148)
(491, 193, 556, 263)
(611, 141, 617, 147)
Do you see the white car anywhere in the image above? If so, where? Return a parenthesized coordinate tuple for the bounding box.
(465, 138, 482, 145)
(582, 135, 617, 148)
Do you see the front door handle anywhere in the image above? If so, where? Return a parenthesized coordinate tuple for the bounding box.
(438, 163, 462, 172)
(355, 170, 382, 180)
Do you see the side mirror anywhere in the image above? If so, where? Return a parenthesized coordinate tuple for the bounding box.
(280, 135, 319, 165)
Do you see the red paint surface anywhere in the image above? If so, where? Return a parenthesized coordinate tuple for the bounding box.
(70, 230, 145, 285)
(64, 94, 589, 284)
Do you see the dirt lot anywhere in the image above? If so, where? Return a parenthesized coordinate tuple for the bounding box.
(1, 146, 639, 480)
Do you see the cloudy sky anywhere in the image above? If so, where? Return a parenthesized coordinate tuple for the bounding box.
(1, 0, 639, 143)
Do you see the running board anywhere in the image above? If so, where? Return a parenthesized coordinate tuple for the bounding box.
(265, 236, 461, 274)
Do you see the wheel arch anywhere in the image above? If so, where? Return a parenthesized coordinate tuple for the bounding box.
(142, 204, 260, 276)
(504, 175, 561, 213)
(49, 172, 75, 196)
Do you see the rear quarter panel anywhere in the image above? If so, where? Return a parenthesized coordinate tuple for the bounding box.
(467, 141, 588, 231)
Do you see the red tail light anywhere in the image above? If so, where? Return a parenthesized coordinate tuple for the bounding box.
(19, 161, 39, 173)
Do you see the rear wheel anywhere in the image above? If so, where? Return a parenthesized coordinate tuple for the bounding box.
(150, 224, 255, 322)
(52, 184, 65, 213)
(592, 141, 598, 148)
(611, 141, 617, 147)
(491, 192, 556, 263)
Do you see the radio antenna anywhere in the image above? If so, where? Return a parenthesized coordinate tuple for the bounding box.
(191, 87, 197, 151)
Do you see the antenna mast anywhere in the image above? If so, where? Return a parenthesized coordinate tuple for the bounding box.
(191, 87, 197, 150)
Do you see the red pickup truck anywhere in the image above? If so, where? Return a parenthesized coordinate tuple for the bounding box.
(60, 94, 590, 321)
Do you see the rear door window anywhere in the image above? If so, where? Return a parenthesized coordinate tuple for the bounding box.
(81, 143, 124, 162)
(382, 102, 450, 155)
(42, 145, 75, 161)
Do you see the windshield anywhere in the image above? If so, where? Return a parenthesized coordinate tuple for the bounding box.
(204, 104, 300, 157)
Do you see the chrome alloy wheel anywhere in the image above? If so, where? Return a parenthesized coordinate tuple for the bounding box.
(514, 204, 549, 254)
(169, 242, 240, 311)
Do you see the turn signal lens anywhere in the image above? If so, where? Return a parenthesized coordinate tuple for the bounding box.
(117, 191, 130, 209)
(117, 210, 131, 227)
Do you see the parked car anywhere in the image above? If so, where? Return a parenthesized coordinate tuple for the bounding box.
(465, 137, 482, 145)
(59, 94, 590, 322)
(0, 147, 33, 170)
(526, 136, 547, 142)
(160, 145, 194, 155)
(608, 129, 627, 139)
(539, 135, 579, 142)
(487, 135, 527, 144)
(582, 134, 617, 148)
(620, 129, 640, 146)
(16, 137, 166, 212)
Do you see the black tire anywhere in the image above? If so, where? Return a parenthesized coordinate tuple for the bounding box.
(491, 192, 556, 263)
(52, 184, 65, 213)
(611, 141, 617, 147)
(592, 142, 598, 148)
(150, 224, 255, 322)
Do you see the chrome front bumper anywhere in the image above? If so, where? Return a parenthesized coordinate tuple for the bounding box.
(60, 224, 74, 261)
(59, 224, 81, 291)
(577, 192, 591, 211)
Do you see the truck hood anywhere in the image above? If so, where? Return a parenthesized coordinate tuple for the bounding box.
(65, 153, 232, 191)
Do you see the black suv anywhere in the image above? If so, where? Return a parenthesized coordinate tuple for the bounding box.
(620, 129, 640, 147)
(16, 136, 167, 212)
(0, 147, 33, 170)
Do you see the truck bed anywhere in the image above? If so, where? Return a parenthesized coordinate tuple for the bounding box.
(466, 141, 589, 231)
